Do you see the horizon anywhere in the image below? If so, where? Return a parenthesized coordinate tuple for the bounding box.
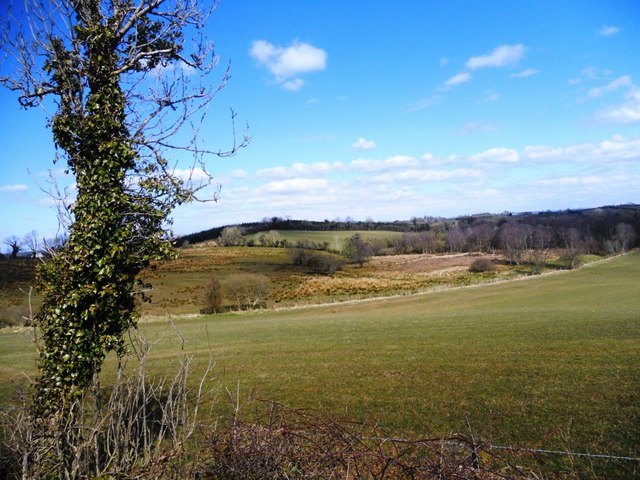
(179, 202, 640, 240)
(1, 0, 639, 243)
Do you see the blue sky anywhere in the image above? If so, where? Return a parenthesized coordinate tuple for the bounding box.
(1, 0, 639, 246)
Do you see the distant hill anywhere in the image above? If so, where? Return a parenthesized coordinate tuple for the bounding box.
(176, 204, 640, 247)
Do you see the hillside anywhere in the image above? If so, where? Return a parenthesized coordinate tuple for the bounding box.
(2, 252, 638, 478)
(176, 203, 640, 246)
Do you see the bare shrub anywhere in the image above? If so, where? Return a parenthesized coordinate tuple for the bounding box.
(199, 402, 536, 480)
(468, 258, 496, 273)
(291, 248, 310, 266)
(1, 330, 213, 479)
(202, 274, 223, 313)
(560, 251, 583, 270)
(1, 354, 550, 480)
(0, 305, 24, 328)
(225, 273, 271, 310)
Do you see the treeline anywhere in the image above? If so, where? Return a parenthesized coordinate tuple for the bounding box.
(177, 204, 640, 256)
(176, 216, 434, 245)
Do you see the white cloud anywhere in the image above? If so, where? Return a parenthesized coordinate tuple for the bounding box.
(469, 147, 519, 163)
(598, 25, 621, 37)
(169, 134, 639, 233)
(351, 137, 376, 151)
(535, 176, 603, 186)
(0, 184, 28, 193)
(282, 78, 305, 91)
(587, 75, 632, 99)
(524, 135, 640, 161)
(349, 156, 417, 172)
(257, 161, 345, 179)
(261, 178, 328, 194)
(444, 72, 471, 87)
(524, 144, 589, 160)
(478, 90, 500, 103)
(597, 135, 640, 159)
(249, 40, 327, 90)
(172, 167, 210, 183)
(466, 44, 526, 70)
(407, 95, 444, 112)
(595, 86, 640, 125)
(387, 168, 482, 182)
(151, 61, 197, 79)
(230, 169, 248, 178)
(511, 68, 539, 78)
(570, 69, 604, 86)
(419, 153, 458, 167)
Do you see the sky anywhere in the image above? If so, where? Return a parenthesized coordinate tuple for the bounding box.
(1, 0, 639, 247)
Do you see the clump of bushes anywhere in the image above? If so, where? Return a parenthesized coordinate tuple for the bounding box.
(559, 251, 583, 270)
(468, 258, 496, 273)
(342, 233, 371, 266)
(226, 273, 271, 310)
(307, 252, 345, 275)
(202, 273, 272, 312)
(292, 249, 345, 275)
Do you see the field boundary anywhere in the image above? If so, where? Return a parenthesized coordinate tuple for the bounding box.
(366, 434, 640, 465)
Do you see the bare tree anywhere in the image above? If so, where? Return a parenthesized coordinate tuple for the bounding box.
(23, 230, 40, 258)
(464, 223, 496, 253)
(530, 225, 553, 274)
(557, 226, 582, 251)
(3, 235, 22, 259)
(614, 223, 637, 252)
(445, 227, 465, 253)
(496, 222, 531, 265)
(417, 230, 443, 254)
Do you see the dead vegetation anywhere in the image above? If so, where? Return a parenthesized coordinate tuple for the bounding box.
(1, 376, 547, 480)
(199, 402, 540, 480)
(0, 248, 529, 319)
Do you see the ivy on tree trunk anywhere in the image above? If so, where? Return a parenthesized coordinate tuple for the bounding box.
(1, 0, 247, 416)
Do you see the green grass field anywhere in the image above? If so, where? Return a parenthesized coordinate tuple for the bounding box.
(245, 229, 402, 250)
(1, 253, 638, 476)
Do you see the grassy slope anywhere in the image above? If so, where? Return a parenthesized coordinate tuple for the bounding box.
(244, 229, 401, 250)
(145, 254, 638, 455)
(1, 253, 638, 474)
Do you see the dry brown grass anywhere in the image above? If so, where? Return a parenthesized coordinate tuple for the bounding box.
(140, 247, 513, 314)
(0, 247, 527, 318)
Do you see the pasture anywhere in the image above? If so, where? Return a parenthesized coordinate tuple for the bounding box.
(1, 252, 638, 476)
(244, 229, 402, 251)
